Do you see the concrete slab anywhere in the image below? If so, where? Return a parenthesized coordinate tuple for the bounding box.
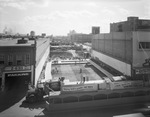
(60, 65, 77, 82)
(52, 64, 104, 82)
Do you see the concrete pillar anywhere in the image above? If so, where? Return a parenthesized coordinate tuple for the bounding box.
(31, 65, 34, 85)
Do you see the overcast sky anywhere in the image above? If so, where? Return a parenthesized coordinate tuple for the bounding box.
(0, 0, 150, 36)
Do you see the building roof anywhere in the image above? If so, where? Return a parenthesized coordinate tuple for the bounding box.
(0, 38, 35, 47)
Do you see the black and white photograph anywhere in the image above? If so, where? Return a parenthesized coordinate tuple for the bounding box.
(0, 0, 150, 117)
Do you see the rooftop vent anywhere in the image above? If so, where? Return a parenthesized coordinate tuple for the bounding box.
(17, 37, 28, 44)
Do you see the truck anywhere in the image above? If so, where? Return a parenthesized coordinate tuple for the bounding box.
(25, 78, 62, 103)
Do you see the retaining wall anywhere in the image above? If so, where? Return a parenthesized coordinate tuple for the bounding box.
(46, 88, 150, 112)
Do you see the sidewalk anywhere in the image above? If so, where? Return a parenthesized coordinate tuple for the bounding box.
(0, 97, 44, 117)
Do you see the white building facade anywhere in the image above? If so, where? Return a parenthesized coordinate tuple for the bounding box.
(92, 31, 150, 81)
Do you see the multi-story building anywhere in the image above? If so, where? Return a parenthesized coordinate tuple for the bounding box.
(0, 37, 50, 90)
(70, 33, 92, 44)
(92, 17, 150, 83)
(41, 33, 46, 37)
(30, 31, 35, 37)
(92, 26, 100, 34)
(110, 17, 150, 32)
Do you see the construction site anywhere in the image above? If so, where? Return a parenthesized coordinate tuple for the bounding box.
(24, 42, 150, 115)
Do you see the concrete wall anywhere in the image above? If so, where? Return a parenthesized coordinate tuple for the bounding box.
(92, 50, 131, 76)
(35, 46, 50, 86)
(132, 31, 150, 68)
(46, 88, 150, 112)
(45, 62, 52, 81)
(36, 38, 50, 65)
(92, 32, 132, 64)
(92, 31, 150, 77)
(47, 96, 150, 112)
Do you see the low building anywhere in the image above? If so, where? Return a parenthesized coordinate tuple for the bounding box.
(42, 33, 46, 37)
(70, 33, 92, 44)
(0, 37, 50, 90)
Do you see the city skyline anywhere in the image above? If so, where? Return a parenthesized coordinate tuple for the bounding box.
(0, 0, 149, 36)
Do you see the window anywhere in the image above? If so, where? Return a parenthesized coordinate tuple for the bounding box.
(118, 24, 122, 32)
(16, 55, 22, 65)
(25, 54, 30, 65)
(139, 42, 150, 49)
(0, 55, 4, 65)
(8, 55, 13, 66)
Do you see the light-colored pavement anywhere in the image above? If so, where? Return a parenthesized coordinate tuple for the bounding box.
(52, 64, 103, 82)
(0, 77, 44, 117)
(0, 97, 44, 117)
(60, 65, 77, 81)
(0, 97, 146, 117)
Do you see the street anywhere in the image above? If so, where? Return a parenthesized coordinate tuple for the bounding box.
(0, 69, 149, 117)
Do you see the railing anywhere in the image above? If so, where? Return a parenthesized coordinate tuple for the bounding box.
(49, 89, 150, 104)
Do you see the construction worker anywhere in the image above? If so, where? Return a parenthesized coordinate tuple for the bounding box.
(80, 68, 82, 73)
(80, 73, 83, 83)
(83, 77, 85, 83)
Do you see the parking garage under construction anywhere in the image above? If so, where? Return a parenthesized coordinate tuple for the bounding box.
(37, 55, 150, 112)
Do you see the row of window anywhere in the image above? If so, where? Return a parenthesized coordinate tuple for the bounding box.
(139, 42, 150, 49)
(0, 54, 30, 66)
